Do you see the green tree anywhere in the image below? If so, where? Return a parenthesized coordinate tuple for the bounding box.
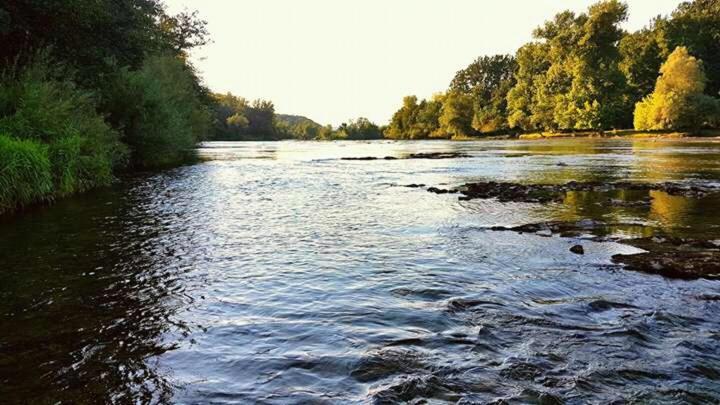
(619, 24, 665, 103)
(245, 99, 276, 138)
(210, 93, 250, 140)
(438, 91, 474, 138)
(506, 42, 551, 130)
(385, 95, 443, 139)
(657, 0, 720, 97)
(451, 55, 517, 134)
(102, 55, 211, 168)
(507, 0, 629, 131)
(341, 117, 383, 140)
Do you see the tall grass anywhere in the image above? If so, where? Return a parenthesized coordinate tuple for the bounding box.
(0, 55, 126, 213)
(0, 53, 213, 214)
(0, 134, 53, 213)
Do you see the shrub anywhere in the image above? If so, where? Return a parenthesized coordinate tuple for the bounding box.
(102, 55, 211, 168)
(0, 134, 52, 213)
(0, 55, 125, 212)
(0, 56, 125, 194)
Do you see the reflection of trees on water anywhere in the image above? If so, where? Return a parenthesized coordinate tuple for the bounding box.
(0, 177, 197, 403)
(630, 140, 720, 181)
(648, 191, 720, 238)
(549, 188, 720, 239)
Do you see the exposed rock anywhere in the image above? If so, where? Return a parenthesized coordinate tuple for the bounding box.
(406, 152, 470, 159)
(488, 220, 720, 280)
(427, 187, 458, 195)
(453, 181, 720, 203)
(341, 156, 381, 161)
(341, 152, 469, 161)
(612, 237, 720, 279)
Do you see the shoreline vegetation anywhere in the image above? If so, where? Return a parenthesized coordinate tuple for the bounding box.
(2, 0, 720, 215)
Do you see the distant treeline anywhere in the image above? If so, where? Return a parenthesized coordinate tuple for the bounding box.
(385, 0, 720, 139)
(210, 92, 383, 141)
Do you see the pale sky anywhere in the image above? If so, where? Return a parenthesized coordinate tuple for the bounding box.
(165, 0, 682, 126)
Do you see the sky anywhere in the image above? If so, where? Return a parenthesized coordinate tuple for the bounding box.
(165, 0, 683, 127)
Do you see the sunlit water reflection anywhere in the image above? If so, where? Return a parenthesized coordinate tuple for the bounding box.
(2, 139, 720, 403)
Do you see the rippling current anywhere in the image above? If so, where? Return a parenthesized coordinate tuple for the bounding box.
(2, 139, 720, 404)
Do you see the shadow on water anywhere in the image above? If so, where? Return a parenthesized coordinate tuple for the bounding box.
(0, 172, 204, 403)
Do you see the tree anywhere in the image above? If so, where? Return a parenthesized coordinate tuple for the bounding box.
(102, 55, 211, 168)
(451, 55, 517, 134)
(245, 99, 276, 137)
(438, 92, 474, 138)
(634, 47, 720, 131)
(657, 0, 720, 97)
(506, 42, 551, 130)
(385, 95, 444, 139)
(341, 117, 383, 140)
(620, 24, 665, 103)
(506, 0, 629, 131)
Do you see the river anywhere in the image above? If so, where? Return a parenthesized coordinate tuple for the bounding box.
(2, 139, 720, 403)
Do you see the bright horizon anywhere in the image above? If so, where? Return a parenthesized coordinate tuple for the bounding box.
(165, 0, 683, 127)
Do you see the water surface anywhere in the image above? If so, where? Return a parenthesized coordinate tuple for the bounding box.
(2, 139, 720, 403)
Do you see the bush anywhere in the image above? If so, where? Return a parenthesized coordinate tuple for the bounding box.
(0, 55, 125, 212)
(102, 55, 211, 168)
(0, 134, 53, 213)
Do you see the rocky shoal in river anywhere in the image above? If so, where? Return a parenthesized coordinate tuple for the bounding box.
(418, 180, 720, 203)
(489, 219, 720, 280)
(342, 152, 471, 161)
(409, 181, 720, 280)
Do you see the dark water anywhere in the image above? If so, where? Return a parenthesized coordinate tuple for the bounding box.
(2, 139, 720, 404)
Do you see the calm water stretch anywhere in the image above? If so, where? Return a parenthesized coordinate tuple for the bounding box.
(2, 139, 720, 403)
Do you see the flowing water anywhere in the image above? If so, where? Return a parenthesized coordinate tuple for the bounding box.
(2, 139, 720, 404)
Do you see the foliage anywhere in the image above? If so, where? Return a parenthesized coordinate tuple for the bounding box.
(0, 0, 208, 82)
(656, 0, 720, 97)
(634, 47, 720, 131)
(0, 56, 124, 195)
(101, 55, 211, 168)
(389, 0, 720, 136)
(384, 95, 444, 139)
(275, 115, 323, 140)
(506, 0, 630, 131)
(246, 100, 276, 137)
(451, 55, 517, 134)
(438, 92, 475, 138)
(338, 118, 383, 140)
(0, 134, 52, 213)
(0, 0, 213, 213)
(619, 24, 665, 103)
